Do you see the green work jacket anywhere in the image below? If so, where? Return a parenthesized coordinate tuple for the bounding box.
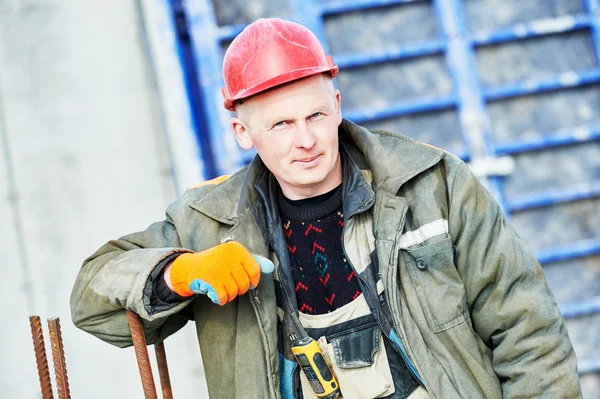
(71, 119, 581, 398)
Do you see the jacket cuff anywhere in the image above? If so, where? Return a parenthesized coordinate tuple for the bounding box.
(144, 252, 188, 315)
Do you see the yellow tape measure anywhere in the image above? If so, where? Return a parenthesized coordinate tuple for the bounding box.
(291, 336, 341, 399)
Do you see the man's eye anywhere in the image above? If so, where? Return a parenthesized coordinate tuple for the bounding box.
(272, 121, 287, 129)
(310, 112, 323, 118)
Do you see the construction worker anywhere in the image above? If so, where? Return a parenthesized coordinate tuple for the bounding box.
(71, 18, 581, 398)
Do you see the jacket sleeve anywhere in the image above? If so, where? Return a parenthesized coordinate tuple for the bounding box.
(70, 202, 194, 348)
(447, 161, 581, 398)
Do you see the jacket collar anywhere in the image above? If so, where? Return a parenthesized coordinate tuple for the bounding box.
(188, 154, 268, 225)
(190, 119, 446, 223)
(338, 119, 445, 195)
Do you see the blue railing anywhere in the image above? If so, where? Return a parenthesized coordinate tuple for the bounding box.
(495, 125, 600, 155)
(508, 182, 600, 213)
(584, 0, 600, 63)
(344, 95, 457, 123)
(472, 14, 594, 46)
(334, 40, 447, 69)
(317, 0, 422, 16)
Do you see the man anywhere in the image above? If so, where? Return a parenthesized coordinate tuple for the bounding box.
(71, 18, 581, 398)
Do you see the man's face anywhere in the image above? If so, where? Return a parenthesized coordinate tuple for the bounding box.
(231, 74, 343, 200)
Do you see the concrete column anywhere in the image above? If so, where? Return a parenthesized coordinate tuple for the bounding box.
(0, 0, 206, 397)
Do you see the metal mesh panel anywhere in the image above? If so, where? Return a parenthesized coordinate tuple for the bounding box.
(463, 0, 586, 33)
(323, 2, 440, 54)
(543, 255, 600, 303)
(338, 55, 452, 109)
(511, 197, 600, 251)
(211, 0, 292, 26)
(476, 31, 598, 87)
(502, 142, 600, 198)
(580, 373, 600, 398)
(487, 85, 600, 142)
(565, 313, 600, 366)
(363, 110, 465, 155)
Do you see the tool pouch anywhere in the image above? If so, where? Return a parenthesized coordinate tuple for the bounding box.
(300, 317, 395, 398)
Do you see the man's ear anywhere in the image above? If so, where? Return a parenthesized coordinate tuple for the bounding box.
(334, 89, 342, 122)
(231, 117, 253, 150)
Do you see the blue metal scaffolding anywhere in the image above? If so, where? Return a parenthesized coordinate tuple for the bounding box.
(170, 0, 600, 377)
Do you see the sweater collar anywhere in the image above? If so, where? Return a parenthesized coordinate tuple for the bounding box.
(277, 184, 343, 221)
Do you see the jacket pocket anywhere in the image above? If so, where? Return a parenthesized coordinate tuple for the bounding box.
(330, 322, 380, 368)
(402, 236, 468, 333)
(300, 323, 395, 399)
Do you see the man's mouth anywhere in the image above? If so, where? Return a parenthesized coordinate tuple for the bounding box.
(297, 156, 318, 163)
(294, 155, 321, 167)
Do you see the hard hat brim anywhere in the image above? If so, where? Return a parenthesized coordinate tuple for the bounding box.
(223, 64, 339, 112)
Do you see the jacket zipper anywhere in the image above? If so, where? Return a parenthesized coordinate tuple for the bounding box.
(341, 204, 423, 386)
(241, 222, 300, 399)
(248, 285, 281, 398)
(224, 233, 277, 397)
(276, 256, 303, 399)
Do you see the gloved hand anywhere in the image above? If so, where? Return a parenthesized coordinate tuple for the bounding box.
(169, 241, 274, 305)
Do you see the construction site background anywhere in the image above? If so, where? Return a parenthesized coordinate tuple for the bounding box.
(1, 0, 599, 398)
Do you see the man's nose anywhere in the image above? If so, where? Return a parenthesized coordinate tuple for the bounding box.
(294, 123, 317, 149)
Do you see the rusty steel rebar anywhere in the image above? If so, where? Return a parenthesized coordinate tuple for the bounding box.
(154, 341, 173, 399)
(29, 316, 54, 399)
(127, 311, 158, 399)
(47, 318, 71, 399)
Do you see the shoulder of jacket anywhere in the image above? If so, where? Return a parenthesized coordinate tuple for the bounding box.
(166, 168, 248, 215)
(368, 128, 447, 154)
(368, 127, 465, 170)
(187, 174, 233, 189)
(369, 131, 475, 198)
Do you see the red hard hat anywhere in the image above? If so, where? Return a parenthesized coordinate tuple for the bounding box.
(222, 18, 339, 111)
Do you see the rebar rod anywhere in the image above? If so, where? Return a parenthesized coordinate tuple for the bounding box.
(127, 311, 158, 399)
(29, 316, 54, 399)
(154, 341, 173, 399)
(47, 318, 71, 399)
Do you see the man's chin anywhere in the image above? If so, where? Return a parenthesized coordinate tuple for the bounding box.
(292, 173, 327, 187)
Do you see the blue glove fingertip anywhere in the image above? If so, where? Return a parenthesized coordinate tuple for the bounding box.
(189, 279, 221, 305)
(206, 288, 221, 305)
(189, 278, 209, 295)
(252, 254, 275, 274)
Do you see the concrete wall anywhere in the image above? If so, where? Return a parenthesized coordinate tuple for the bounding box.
(0, 1, 206, 397)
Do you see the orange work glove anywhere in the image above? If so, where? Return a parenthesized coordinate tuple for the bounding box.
(169, 241, 274, 305)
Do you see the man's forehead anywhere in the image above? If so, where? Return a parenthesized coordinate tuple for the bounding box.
(240, 82, 335, 125)
(236, 74, 335, 115)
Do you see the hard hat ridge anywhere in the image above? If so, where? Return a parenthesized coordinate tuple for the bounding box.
(222, 18, 338, 111)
